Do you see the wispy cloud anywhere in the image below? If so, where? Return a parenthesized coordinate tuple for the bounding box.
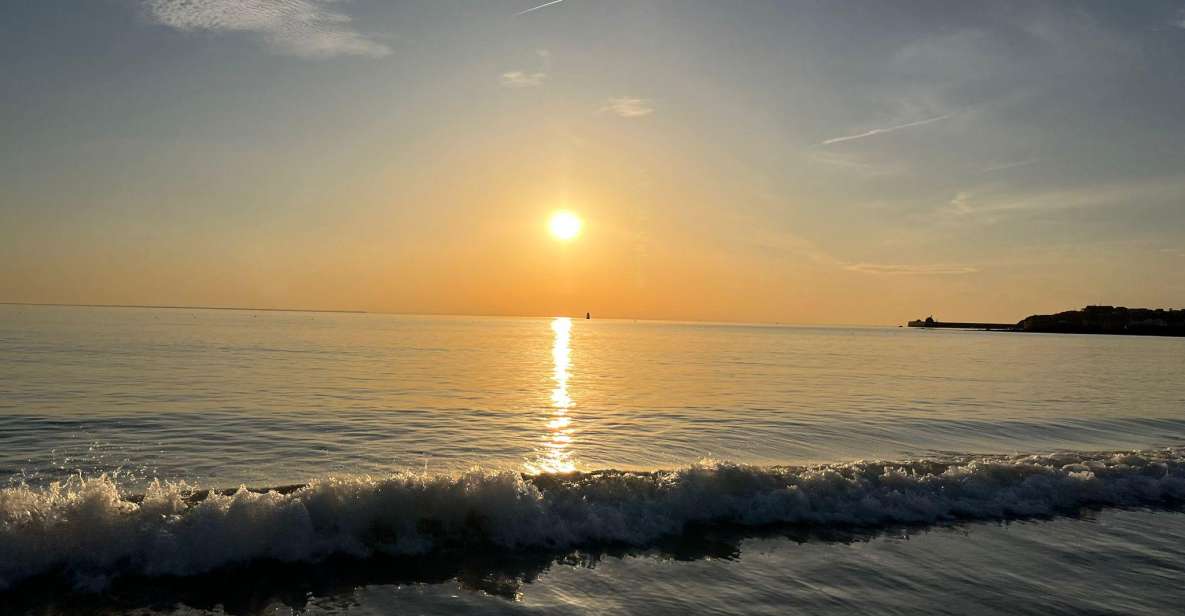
(807, 149, 909, 177)
(501, 49, 550, 87)
(937, 176, 1185, 228)
(963, 179, 1184, 215)
(948, 191, 974, 215)
(500, 71, 546, 87)
(821, 114, 951, 146)
(602, 97, 654, 118)
(743, 225, 979, 277)
(144, 0, 390, 58)
(516, 0, 566, 16)
(844, 263, 980, 276)
(981, 158, 1040, 174)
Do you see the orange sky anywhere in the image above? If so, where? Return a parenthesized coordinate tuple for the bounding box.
(3, 2, 1185, 324)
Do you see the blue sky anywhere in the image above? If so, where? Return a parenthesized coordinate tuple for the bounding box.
(2, 1, 1184, 323)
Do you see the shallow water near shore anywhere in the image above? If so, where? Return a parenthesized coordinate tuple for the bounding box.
(10, 508, 1185, 616)
(2, 305, 1184, 614)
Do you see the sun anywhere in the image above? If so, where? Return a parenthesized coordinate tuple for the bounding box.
(548, 211, 582, 241)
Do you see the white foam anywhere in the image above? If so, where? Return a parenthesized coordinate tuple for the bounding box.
(2, 449, 1183, 590)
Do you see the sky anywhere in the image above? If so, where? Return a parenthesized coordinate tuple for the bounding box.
(2, 1, 1185, 325)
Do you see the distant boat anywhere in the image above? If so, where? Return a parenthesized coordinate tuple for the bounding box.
(586, 312, 590, 320)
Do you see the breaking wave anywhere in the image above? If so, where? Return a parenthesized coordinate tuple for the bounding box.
(3, 449, 1184, 591)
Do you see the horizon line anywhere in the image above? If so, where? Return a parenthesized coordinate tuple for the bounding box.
(0, 301, 975, 329)
(0, 302, 367, 315)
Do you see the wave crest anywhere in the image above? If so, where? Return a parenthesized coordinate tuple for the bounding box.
(3, 449, 1184, 590)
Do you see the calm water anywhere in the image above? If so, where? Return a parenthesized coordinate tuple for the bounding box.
(2, 305, 1184, 614)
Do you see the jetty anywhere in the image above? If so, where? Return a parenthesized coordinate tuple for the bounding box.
(907, 316, 1017, 331)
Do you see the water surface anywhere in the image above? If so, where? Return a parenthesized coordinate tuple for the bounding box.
(1, 305, 1183, 614)
(2, 305, 1182, 486)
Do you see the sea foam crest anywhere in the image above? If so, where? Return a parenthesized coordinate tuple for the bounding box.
(2, 449, 1184, 590)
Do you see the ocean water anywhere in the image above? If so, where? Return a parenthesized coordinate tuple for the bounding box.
(1, 305, 1184, 614)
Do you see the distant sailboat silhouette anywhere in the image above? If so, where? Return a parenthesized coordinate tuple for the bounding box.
(586, 312, 590, 320)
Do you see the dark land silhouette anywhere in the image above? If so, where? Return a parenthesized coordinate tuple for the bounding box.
(910, 306, 1185, 337)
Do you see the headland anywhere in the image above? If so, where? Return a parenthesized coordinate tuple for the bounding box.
(909, 305, 1185, 336)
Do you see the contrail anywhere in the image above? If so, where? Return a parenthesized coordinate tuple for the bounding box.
(516, 0, 566, 16)
(821, 114, 951, 145)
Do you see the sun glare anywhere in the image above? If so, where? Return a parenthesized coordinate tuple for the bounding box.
(548, 211, 582, 241)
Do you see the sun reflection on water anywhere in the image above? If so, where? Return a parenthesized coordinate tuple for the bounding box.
(526, 317, 577, 474)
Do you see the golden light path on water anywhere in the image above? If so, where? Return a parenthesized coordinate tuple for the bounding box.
(526, 317, 576, 474)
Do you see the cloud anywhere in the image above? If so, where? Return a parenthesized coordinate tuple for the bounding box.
(144, 0, 390, 58)
(942, 177, 1185, 223)
(981, 158, 1040, 174)
(500, 71, 546, 87)
(820, 114, 951, 146)
(516, 0, 566, 16)
(844, 263, 980, 276)
(807, 149, 909, 177)
(742, 225, 979, 277)
(602, 97, 654, 118)
(948, 191, 974, 215)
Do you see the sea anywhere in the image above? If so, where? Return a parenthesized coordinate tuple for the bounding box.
(1, 304, 1184, 615)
